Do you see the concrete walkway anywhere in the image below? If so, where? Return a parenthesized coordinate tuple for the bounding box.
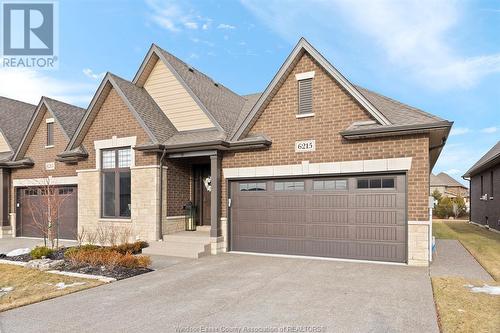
(0, 253, 439, 333)
(430, 239, 493, 281)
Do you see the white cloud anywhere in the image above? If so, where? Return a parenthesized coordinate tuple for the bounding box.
(146, 0, 211, 32)
(445, 168, 461, 175)
(217, 23, 236, 30)
(242, 0, 500, 90)
(82, 68, 105, 80)
(0, 68, 94, 106)
(481, 126, 498, 133)
(450, 127, 470, 136)
(184, 21, 198, 29)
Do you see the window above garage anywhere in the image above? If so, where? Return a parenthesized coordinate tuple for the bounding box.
(313, 179, 347, 190)
(274, 181, 305, 191)
(239, 182, 266, 192)
(357, 177, 395, 189)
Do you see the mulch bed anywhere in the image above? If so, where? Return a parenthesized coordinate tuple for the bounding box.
(0, 246, 153, 280)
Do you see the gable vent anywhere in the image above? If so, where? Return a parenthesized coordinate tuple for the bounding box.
(298, 78, 313, 114)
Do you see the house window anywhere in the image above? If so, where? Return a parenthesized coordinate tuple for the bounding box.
(313, 179, 347, 190)
(239, 182, 266, 192)
(298, 78, 313, 115)
(274, 181, 305, 191)
(101, 147, 131, 218)
(46, 122, 54, 146)
(357, 177, 395, 189)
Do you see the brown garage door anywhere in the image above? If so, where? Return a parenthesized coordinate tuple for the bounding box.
(16, 186, 78, 240)
(230, 175, 407, 263)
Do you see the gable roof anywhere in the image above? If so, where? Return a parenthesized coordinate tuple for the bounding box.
(431, 172, 467, 188)
(230, 38, 392, 141)
(463, 141, 500, 178)
(0, 97, 36, 161)
(134, 44, 248, 135)
(66, 73, 177, 152)
(13, 97, 85, 161)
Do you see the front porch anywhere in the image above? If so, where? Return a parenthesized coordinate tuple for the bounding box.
(146, 151, 225, 258)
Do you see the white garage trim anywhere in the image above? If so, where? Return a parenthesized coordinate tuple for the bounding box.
(223, 157, 412, 179)
(13, 176, 78, 187)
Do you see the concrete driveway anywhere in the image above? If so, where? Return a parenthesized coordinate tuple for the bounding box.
(0, 253, 438, 333)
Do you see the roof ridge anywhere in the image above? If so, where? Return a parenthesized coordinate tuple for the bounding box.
(154, 45, 244, 100)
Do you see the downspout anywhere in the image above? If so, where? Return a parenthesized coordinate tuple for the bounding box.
(158, 147, 167, 241)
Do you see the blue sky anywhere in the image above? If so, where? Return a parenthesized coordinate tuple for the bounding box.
(1, 0, 499, 183)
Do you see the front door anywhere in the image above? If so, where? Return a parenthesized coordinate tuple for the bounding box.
(193, 164, 211, 226)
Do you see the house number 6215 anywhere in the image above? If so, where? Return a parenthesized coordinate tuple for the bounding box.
(295, 140, 316, 152)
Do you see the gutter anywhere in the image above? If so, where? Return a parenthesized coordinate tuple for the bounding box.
(0, 159, 34, 169)
(135, 138, 272, 154)
(340, 121, 453, 139)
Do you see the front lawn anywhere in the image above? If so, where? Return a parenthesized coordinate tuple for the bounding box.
(433, 220, 500, 280)
(432, 220, 500, 333)
(432, 277, 500, 333)
(0, 264, 103, 312)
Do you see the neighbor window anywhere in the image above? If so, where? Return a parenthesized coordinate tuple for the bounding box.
(239, 182, 266, 192)
(313, 179, 347, 191)
(274, 181, 305, 191)
(101, 147, 131, 218)
(357, 177, 395, 189)
(46, 122, 54, 146)
(298, 78, 313, 114)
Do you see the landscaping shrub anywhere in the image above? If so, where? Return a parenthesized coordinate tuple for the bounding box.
(64, 247, 151, 269)
(30, 246, 54, 259)
(111, 241, 149, 255)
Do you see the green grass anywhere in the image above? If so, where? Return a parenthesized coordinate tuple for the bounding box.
(433, 220, 500, 281)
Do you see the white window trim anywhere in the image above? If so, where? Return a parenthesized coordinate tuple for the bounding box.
(94, 136, 137, 170)
(13, 176, 78, 187)
(295, 71, 315, 81)
(296, 113, 315, 119)
(223, 157, 412, 179)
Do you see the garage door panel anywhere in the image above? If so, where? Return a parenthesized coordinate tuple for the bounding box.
(235, 196, 269, 209)
(311, 210, 348, 224)
(355, 226, 406, 242)
(311, 194, 348, 208)
(308, 225, 350, 240)
(231, 174, 407, 263)
(351, 242, 405, 262)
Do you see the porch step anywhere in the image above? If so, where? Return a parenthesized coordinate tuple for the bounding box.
(143, 231, 211, 259)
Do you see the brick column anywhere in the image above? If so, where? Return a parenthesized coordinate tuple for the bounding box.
(0, 168, 10, 227)
(210, 154, 221, 238)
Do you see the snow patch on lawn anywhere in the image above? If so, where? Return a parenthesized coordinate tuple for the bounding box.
(0, 286, 14, 296)
(47, 282, 86, 290)
(464, 284, 500, 295)
(6, 248, 30, 257)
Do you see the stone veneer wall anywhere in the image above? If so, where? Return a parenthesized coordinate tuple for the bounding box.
(408, 223, 430, 266)
(77, 166, 160, 242)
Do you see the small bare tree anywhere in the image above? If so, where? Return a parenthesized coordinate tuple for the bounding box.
(24, 176, 72, 249)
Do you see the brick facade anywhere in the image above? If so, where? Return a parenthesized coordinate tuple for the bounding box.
(221, 53, 430, 223)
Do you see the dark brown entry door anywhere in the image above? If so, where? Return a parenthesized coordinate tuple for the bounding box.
(230, 175, 407, 263)
(193, 165, 211, 226)
(16, 186, 78, 240)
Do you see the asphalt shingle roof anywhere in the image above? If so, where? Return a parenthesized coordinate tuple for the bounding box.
(0, 96, 36, 157)
(43, 97, 86, 138)
(431, 172, 467, 188)
(463, 141, 500, 177)
(156, 46, 247, 136)
(110, 73, 177, 143)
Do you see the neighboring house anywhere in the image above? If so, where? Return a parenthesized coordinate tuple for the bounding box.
(0, 97, 36, 238)
(463, 141, 500, 231)
(430, 172, 469, 204)
(0, 38, 452, 266)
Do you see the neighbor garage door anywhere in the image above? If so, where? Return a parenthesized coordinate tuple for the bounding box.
(16, 186, 78, 240)
(230, 175, 406, 263)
